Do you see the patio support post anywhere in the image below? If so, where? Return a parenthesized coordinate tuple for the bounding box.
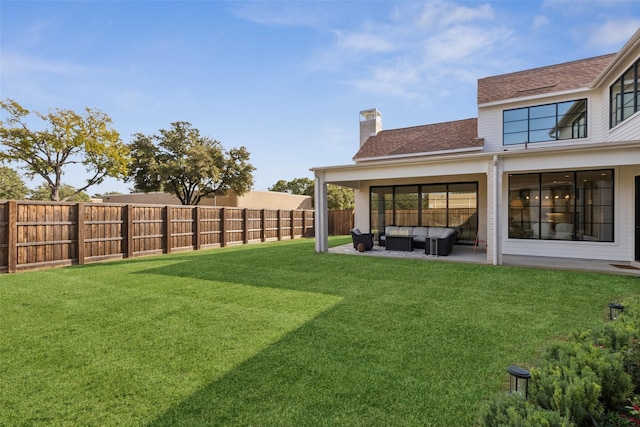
(492, 155, 500, 265)
(314, 171, 329, 253)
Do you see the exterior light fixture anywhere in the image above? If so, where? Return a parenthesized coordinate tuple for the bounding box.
(609, 303, 625, 320)
(507, 366, 531, 399)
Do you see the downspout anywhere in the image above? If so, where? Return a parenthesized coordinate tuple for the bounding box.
(492, 155, 499, 265)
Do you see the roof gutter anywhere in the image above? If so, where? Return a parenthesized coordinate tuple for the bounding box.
(311, 139, 639, 174)
(353, 146, 484, 163)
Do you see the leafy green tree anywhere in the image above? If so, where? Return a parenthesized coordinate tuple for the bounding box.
(30, 183, 91, 202)
(128, 121, 255, 205)
(0, 99, 130, 201)
(0, 166, 29, 200)
(269, 177, 314, 196)
(327, 185, 354, 210)
(92, 190, 122, 199)
(269, 177, 354, 210)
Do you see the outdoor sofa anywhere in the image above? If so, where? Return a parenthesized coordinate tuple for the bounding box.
(378, 225, 457, 256)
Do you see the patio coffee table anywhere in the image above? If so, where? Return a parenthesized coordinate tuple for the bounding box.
(386, 235, 414, 252)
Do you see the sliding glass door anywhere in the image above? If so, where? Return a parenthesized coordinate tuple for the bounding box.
(370, 182, 478, 243)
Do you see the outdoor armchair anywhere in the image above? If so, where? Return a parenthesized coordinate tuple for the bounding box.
(351, 228, 374, 251)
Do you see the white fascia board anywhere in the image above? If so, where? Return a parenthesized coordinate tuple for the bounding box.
(310, 140, 639, 183)
(311, 151, 492, 183)
(498, 139, 639, 157)
(352, 146, 483, 163)
(478, 87, 592, 109)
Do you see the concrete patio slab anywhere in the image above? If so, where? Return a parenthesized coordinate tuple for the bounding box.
(329, 243, 640, 277)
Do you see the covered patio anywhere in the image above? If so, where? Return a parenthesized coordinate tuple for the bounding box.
(329, 242, 640, 277)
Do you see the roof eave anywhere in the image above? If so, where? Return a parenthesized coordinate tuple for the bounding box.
(311, 140, 640, 174)
(353, 146, 484, 163)
(478, 87, 592, 109)
(591, 28, 640, 88)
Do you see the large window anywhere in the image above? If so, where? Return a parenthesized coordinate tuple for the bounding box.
(508, 170, 613, 242)
(503, 99, 587, 145)
(610, 58, 640, 128)
(370, 183, 478, 243)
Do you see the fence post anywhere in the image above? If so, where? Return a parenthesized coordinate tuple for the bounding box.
(301, 210, 307, 237)
(194, 206, 201, 250)
(261, 209, 266, 242)
(220, 207, 226, 247)
(243, 209, 249, 244)
(291, 210, 296, 239)
(7, 200, 17, 273)
(164, 206, 172, 254)
(277, 210, 282, 240)
(77, 203, 85, 265)
(125, 205, 134, 258)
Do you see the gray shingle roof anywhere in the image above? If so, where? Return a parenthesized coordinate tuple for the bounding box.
(353, 118, 482, 160)
(477, 53, 616, 105)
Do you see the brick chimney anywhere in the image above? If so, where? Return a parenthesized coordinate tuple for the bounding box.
(359, 109, 382, 147)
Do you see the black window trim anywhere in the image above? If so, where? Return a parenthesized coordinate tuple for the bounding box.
(507, 169, 614, 242)
(503, 98, 588, 146)
(610, 57, 640, 128)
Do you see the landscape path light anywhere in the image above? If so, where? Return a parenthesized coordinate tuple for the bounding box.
(609, 303, 624, 320)
(507, 366, 531, 399)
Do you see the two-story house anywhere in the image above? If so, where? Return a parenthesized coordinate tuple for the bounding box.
(312, 28, 640, 267)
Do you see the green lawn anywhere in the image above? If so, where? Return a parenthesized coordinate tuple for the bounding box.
(2, 237, 639, 426)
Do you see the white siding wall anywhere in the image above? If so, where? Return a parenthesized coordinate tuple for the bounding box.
(477, 106, 503, 152)
(606, 110, 640, 142)
(478, 91, 607, 152)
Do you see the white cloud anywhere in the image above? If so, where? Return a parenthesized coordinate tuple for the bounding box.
(335, 31, 395, 53)
(531, 15, 550, 30)
(586, 19, 640, 48)
(347, 63, 422, 98)
(306, 1, 511, 100)
(231, 2, 328, 28)
(416, 1, 495, 27)
(423, 25, 512, 64)
(1, 51, 89, 77)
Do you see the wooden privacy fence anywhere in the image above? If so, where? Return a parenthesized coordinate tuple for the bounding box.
(0, 201, 314, 274)
(328, 209, 354, 236)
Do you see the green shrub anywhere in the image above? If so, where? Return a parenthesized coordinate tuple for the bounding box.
(478, 297, 640, 426)
(573, 322, 634, 352)
(540, 341, 632, 410)
(616, 297, 640, 320)
(624, 338, 640, 394)
(529, 364, 602, 426)
(478, 392, 574, 427)
(598, 411, 635, 426)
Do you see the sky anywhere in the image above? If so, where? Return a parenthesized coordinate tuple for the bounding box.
(1, 0, 640, 196)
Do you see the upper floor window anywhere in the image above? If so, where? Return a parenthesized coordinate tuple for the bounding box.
(503, 99, 587, 145)
(610, 58, 640, 128)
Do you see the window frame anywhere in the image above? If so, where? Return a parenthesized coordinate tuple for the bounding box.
(370, 182, 479, 243)
(508, 169, 614, 242)
(610, 58, 640, 128)
(503, 99, 588, 146)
